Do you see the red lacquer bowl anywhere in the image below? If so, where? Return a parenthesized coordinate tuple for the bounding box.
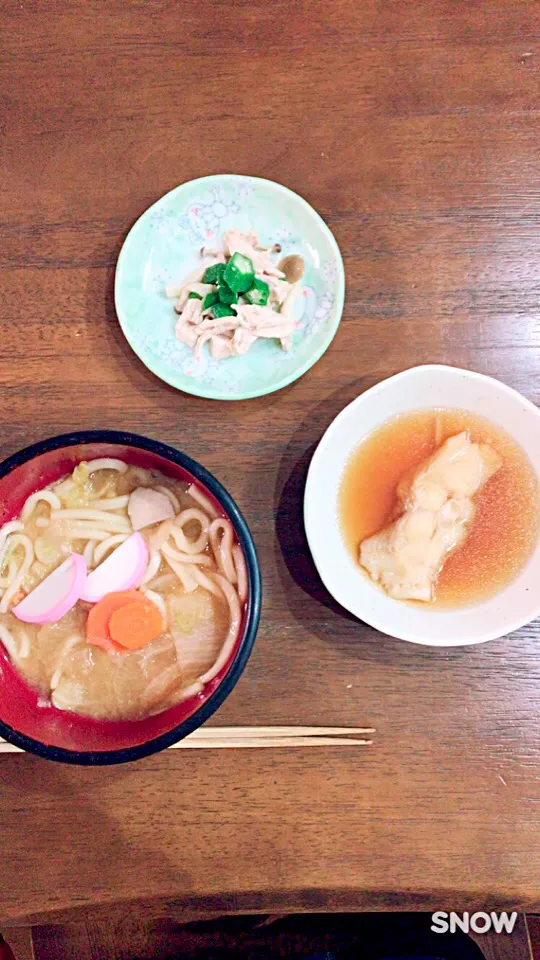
(0, 431, 261, 765)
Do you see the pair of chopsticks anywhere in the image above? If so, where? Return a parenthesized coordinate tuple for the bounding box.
(0, 726, 374, 754)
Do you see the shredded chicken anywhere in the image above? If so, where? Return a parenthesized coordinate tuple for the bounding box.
(359, 432, 503, 602)
(181, 297, 204, 325)
(166, 230, 303, 361)
(237, 303, 294, 331)
(175, 296, 203, 347)
(258, 273, 291, 307)
(210, 335, 234, 361)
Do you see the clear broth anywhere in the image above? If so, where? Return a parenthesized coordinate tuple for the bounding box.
(339, 409, 540, 607)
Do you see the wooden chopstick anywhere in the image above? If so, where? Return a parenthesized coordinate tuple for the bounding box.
(0, 741, 22, 753)
(189, 726, 375, 738)
(0, 726, 374, 754)
(177, 736, 373, 749)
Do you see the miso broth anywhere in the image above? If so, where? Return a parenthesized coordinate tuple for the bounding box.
(0, 460, 245, 720)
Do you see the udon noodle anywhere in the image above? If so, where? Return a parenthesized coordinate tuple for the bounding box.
(0, 460, 248, 720)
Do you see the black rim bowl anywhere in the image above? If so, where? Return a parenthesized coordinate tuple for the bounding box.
(0, 430, 261, 765)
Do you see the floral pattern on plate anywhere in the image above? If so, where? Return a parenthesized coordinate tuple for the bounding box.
(115, 175, 345, 400)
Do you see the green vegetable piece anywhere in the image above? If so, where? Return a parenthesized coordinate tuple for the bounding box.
(202, 264, 220, 283)
(244, 277, 270, 306)
(223, 252, 254, 294)
(202, 290, 219, 310)
(218, 283, 238, 305)
(188, 291, 202, 300)
(212, 302, 236, 318)
(216, 262, 227, 282)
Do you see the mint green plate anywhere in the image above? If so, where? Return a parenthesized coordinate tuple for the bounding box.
(115, 175, 345, 400)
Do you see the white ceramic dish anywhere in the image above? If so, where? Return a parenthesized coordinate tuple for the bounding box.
(304, 365, 540, 646)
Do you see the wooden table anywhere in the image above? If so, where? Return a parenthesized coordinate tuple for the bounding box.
(1, 0, 540, 928)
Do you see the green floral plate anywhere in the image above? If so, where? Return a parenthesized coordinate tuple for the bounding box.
(115, 175, 345, 400)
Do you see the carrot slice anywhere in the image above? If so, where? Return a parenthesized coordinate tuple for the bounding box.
(109, 599, 163, 650)
(86, 590, 142, 652)
(89, 634, 123, 654)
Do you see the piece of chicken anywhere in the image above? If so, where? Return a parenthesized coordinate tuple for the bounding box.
(210, 335, 233, 361)
(209, 328, 258, 360)
(175, 295, 204, 347)
(359, 432, 503, 602)
(176, 296, 203, 326)
(258, 273, 291, 307)
(230, 327, 258, 356)
(235, 303, 295, 338)
(175, 318, 199, 347)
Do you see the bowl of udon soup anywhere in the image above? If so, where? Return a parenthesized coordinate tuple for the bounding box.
(0, 431, 260, 763)
(305, 365, 540, 646)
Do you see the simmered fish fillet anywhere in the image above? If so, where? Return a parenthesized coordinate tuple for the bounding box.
(359, 432, 502, 602)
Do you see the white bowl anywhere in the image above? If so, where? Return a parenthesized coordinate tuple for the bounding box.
(304, 365, 540, 646)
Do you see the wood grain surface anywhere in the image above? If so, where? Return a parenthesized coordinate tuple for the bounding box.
(1, 0, 540, 926)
